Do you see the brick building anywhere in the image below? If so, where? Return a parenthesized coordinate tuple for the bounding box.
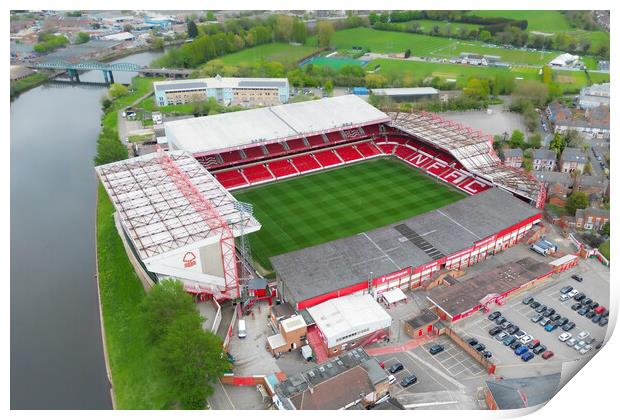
(560, 148, 587, 173)
(532, 149, 557, 171)
(502, 148, 523, 168)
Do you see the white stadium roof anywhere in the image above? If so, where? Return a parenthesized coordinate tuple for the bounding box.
(164, 95, 390, 155)
(95, 150, 260, 262)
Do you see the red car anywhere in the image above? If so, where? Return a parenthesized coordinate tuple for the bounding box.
(594, 306, 606, 314)
(542, 351, 554, 360)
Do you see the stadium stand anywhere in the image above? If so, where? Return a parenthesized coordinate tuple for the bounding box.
(286, 138, 307, 152)
(267, 159, 299, 179)
(218, 150, 244, 166)
(291, 154, 322, 173)
(307, 135, 326, 148)
(314, 150, 343, 167)
(335, 145, 364, 162)
(242, 164, 274, 184)
(355, 142, 381, 158)
(214, 169, 248, 189)
(243, 145, 266, 160)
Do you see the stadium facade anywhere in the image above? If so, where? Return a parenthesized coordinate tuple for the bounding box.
(97, 95, 545, 307)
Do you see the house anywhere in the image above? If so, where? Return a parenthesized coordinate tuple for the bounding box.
(560, 148, 587, 173)
(532, 149, 556, 171)
(575, 207, 609, 231)
(502, 148, 523, 168)
(533, 171, 573, 202)
(579, 83, 610, 109)
(273, 348, 389, 410)
(547, 102, 610, 138)
(574, 175, 609, 197)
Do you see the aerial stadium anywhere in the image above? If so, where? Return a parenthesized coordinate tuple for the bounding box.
(96, 94, 546, 309)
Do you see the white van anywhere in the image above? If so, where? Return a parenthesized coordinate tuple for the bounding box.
(238, 319, 247, 339)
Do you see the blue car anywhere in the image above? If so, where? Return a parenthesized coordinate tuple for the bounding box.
(545, 324, 558, 332)
(521, 352, 535, 362)
(514, 345, 529, 356)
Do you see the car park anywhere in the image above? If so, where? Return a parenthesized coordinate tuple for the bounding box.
(489, 326, 502, 336)
(429, 345, 444, 355)
(544, 324, 558, 332)
(533, 345, 547, 354)
(388, 363, 404, 374)
(571, 274, 583, 282)
(549, 314, 561, 322)
(586, 311, 596, 319)
(563, 322, 576, 331)
(571, 303, 582, 311)
(510, 341, 522, 350)
(388, 375, 396, 385)
(582, 298, 593, 306)
(543, 308, 556, 317)
(515, 346, 529, 356)
(482, 351, 492, 359)
(566, 337, 578, 347)
(506, 325, 520, 335)
(577, 331, 590, 340)
(559, 294, 570, 302)
(495, 331, 509, 341)
(400, 375, 417, 388)
(585, 336, 596, 345)
(578, 307, 589, 316)
(542, 351, 554, 360)
(520, 335, 533, 344)
(589, 302, 599, 310)
(495, 316, 506, 325)
(522, 296, 534, 305)
(560, 286, 574, 294)
(539, 318, 550, 327)
(531, 314, 543, 323)
(488, 311, 501, 321)
(574, 293, 586, 302)
(521, 352, 535, 362)
(559, 332, 572, 342)
(599, 318, 609, 327)
(500, 321, 512, 330)
(574, 341, 586, 351)
(514, 330, 526, 339)
(555, 317, 569, 327)
(568, 290, 579, 298)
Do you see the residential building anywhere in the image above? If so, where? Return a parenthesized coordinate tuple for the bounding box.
(273, 348, 389, 410)
(574, 174, 609, 197)
(502, 148, 523, 168)
(560, 148, 587, 173)
(532, 149, 556, 171)
(547, 102, 610, 138)
(575, 207, 609, 231)
(533, 171, 573, 200)
(153, 75, 290, 107)
(579, 83, 610, 109)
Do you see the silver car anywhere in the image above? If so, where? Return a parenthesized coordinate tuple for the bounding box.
(566, 337, 579, 347)
(579, 345, 592, 355)
(559, 294, 570, 302)
(495, 332, 508, 341)
(574, 340, 587, 351)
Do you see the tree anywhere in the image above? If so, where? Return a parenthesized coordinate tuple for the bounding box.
(528, 133, 542, 149)
(509, 129, 526, 149)
(275, 15, 294, 42)
(463, 78, 490, 99)
(541, 65, 553, 85)
(404, 48, 411, 58)
(479, 30, 492, 42)
(584, 161, 593, 175)
(323, 79, 333, 95)
(566, 191, 589, 216)
(513, 80, 548, 106)
(316, 21, 335, 48)
(368, 12, 379, 25)
(292, 19, 308, 43)
(601, 221, 610, 236)
(75, 32, 90, 44)
(140, 279, 198, 343)
(523, 158, 533, 172)
(108, 83, 128, 99)
(549, 132, 567, 157)
(187, 20, 198, 38)
(155, 312, 230, 409)
(123, 24, 133, 33)
(206, 11, 216, 21)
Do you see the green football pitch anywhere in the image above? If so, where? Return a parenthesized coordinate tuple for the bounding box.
(233, 158, 465, 273)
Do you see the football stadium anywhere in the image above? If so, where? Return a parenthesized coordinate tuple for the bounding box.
(97, 95, 545, 309)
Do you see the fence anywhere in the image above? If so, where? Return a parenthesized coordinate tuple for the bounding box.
(211, 299, 222, 334)
(223, 304, 239, 351)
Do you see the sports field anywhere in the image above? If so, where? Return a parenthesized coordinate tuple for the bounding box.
(233, 158, 465, 272)
(210, 42, 318, 66)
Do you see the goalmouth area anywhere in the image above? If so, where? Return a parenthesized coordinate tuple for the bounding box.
(233, 157, 465, 273)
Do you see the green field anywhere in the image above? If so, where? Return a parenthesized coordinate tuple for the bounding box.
(406, 19, 482, 33)
(233, 158, 465, 272)
(471, 10, 572, 32)
(308, 28, 563, 66)
(212, 42, 318, 66)
(304, 56, 365, 69)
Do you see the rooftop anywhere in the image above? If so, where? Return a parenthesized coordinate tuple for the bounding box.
(405, 308, 440, 330)
(486, 373, 561, 409)
(561, 147, 587, 163)
(371, 87, 439, 96)
(427, 257, 552, 317)
(532, 149, 557, 160)
(154, 75, 288, 91)
(503, 148, 523, 158)
(272, 188, 540, 304)
(95, 151, 261, 261)
(164, 95, 390, 154)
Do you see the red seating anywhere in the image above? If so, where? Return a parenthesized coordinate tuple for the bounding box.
(326, 131, 344, 144)
(314, 150, 342, 167)
(286, 138, 307, 151)
(378, 143, 396, 154)
(335, 145, 364, 162)
(291, 154, 321, 173)
(214, 169, 248, 189)
(439, 169, 469, 185)
(425, 160, 450, 176)
(243, 146, 266, 160)
(267, 160, 298, 178)
(219, 150, 243, 165)
(364, 124, 381, 136)
(405, 151, 433, 168)
(459, 178, 492, 195)
(242, 164, 274, 183)
(356, 142, 381, 157)
(307, 135, 325, 148)
(265, 142, 286, 156)
(386, 136, 409, 145)
(395, 145, 415, 160)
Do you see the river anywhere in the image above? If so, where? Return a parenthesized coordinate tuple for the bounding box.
(10, 50, 164, 409)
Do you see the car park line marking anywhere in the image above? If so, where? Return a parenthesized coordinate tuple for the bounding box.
(405, 350, 462, 390)
(217, 378, 236, 409)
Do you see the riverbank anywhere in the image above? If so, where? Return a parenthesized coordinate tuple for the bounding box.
(10, 72, 50, 100)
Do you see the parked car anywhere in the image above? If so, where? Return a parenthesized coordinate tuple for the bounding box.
(535, 305, 547, 314)
(599, 318, 609, 327)
(510, 341, 522, 350)
(515, 345, 529, 356)
(545, 324, 558, 332)
(549, 314, 561, 322)
(506, 325, 520, 335)
(585, 336, 596, 345)
(388, 363, 404, 374)
(520, 335, 533, 344)
(489, 326, 503, 336)
(555, 317, 569, 327)
(571, 274, 583, 282)
(579, 345, 592, 355)
(563, 322, 576, 331)
(500, 321, 513, 330)
(429, 344, 444, 355)
(566, 337, 579, 346)
(514, 330, 526, 339)
(530, 301, 541, 309)
(533, 345, 547, 354)
(468, 338, 478, 346)
(567, 290, 579, 298)
(521, 352, 535, 362)
(574, 340, 586, 351)
(559, 332, 572, 342)
(482, 351, 492, 359)
(559, 294, 570, 302)
(571, 303, 582, 311)
(543, 308, 556, 317)
(578, 307, 589, 316)
(495, 316, 507, 325)
(473, 343, 486, 352)
(542, 351, 554, 359)
(388, 374, 396, 385)
(522, 296, 534, 305)
(531, 314, 543, 323)
(539, 318, 550, 327)
(582, 297, 593, 306)
(400, 375, 417, 388)
(586, 311, 596, 319)
(488, 311, 501, 321)
(588, 302, 599, 310)
(574, 293, 586, 301)
(528, 339, 540, 349)
(594, 306, 606, 315)
(577, 331, 590, 340)
(560, 286, 574, 294)
(495, 331, 508, 341)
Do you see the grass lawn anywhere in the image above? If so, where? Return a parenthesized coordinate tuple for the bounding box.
(304, 56, 365, 70)
(309, 28, 561, 66)
(470, 10, 572, 32)
(406, 19, 481, 33)
(599, 240, 610, 260)
(97, 183, 169, 409)
(213, 42, 318, 66)
(233, 158, 465, 272)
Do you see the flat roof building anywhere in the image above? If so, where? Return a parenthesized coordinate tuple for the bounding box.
(154, 75, 290, 107)
(371, 87, 439, 102)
